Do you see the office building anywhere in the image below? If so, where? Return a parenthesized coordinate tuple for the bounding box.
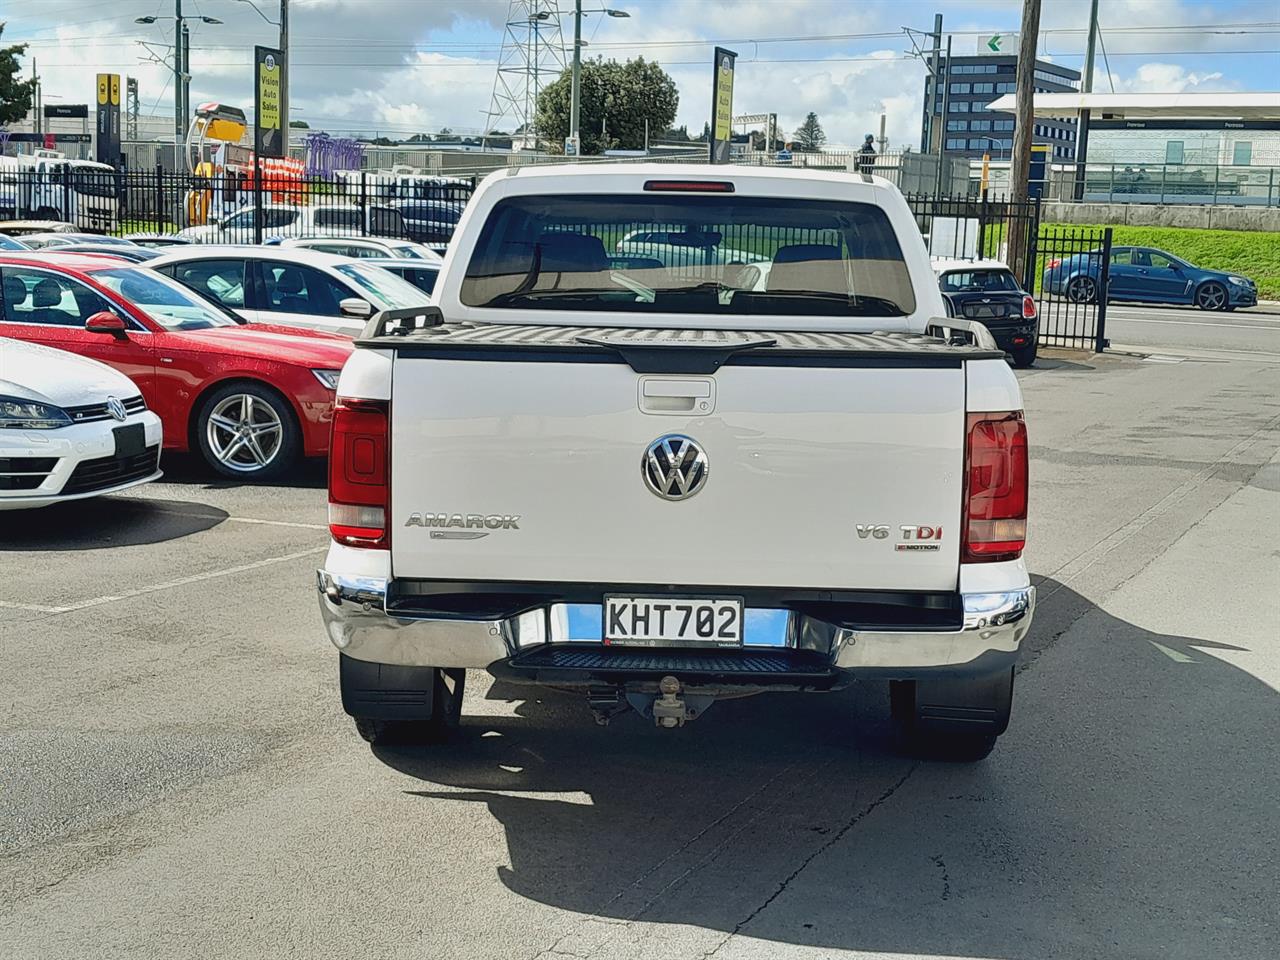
(921, 54, 1081, 161)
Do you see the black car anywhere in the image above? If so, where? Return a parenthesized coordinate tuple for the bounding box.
(935, 260, 1038, 368)
(47, 243, 162, 262)
(393, 200, 463, 250)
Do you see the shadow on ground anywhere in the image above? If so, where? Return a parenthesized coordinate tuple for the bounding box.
(0, 496, 228, 551)
(151, 453, 327, 491)
(373, 578, 1277, 959)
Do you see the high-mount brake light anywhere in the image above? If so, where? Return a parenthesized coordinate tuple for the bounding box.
(642, 180, 736, 193)
(328, 397, 390, 549)
(962, 411, 1028, 563)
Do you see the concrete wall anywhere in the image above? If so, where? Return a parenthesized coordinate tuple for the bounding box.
(1043, 200, 1280, 233)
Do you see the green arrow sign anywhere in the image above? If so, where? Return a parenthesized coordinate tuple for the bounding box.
(987, 34, 1003, 52)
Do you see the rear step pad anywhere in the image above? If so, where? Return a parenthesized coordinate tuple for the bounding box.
(507, 645, 835, 681)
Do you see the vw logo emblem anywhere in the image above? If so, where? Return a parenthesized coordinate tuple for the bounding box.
(106, 396, 127, 422)
(642, 435, 709, 501)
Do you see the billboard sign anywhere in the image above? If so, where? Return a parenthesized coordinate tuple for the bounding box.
(254, 45, 285, 158)
(95, 74, 121, 167)
(710, 47, 737, 164)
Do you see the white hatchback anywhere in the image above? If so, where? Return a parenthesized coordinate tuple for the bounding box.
(0, 337, 162, 510)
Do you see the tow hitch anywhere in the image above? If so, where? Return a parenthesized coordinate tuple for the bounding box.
(586, 676, 715, 727)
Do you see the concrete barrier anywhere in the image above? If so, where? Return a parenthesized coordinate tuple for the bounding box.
(1044, 201, 1280, 233)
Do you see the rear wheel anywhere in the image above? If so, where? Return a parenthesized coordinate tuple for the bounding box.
(194, 382, 299, 481)
(1010, 342, 1038, 368)
(341, 655, 466, 746)
(1195, 281, 1228, 311)
(1065, 276, 1098, 304)
(890, 667, 1014, 762)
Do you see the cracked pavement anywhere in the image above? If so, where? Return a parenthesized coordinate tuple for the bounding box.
(2, 350, 1278, 959)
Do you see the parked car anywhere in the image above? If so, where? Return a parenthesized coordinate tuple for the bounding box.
(933, 258, 1038, 367)
(0, 220, 76, 238)
(46, 244, 162, 263)
(22, 232, 137, 250)
(176, 203, 367, 244)
(280, 236, 443, 262)
(319, 164, 1034, 762)
(393, 200, 464, 251)
(123, 233, 192, 248)
(0, 253, 353, 479)
(1043, 245, 1258, 311)
(147, 246, 432, 336)
(0, 234, 28, 251)
(614, 228, 767, 273)
(354, 257, 440, 297)
(0, 335, 163, 509)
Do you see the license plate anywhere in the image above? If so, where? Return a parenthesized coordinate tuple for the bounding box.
(112, 423, 146, 457)
(604, 596, 743, 647)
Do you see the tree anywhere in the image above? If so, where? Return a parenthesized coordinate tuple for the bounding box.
(0, 23, 37, 126)
(536, 56, 678, 155)
(793, 112, 826, 153)
(289, 119, 310, 129)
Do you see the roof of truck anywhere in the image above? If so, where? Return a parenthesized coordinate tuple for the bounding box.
(498, 161, 887, 190)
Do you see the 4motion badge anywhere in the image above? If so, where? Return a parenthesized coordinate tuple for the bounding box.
(856, 524, 944, 552)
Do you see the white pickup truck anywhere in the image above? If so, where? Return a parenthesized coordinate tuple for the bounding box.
(317, 165, 1034, 761)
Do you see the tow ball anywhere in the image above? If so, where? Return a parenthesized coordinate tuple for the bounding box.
(652, 675, 687, 729)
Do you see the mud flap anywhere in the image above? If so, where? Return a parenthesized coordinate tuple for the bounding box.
(340, 654, 439, 721)
(891, 667, 1014, 736)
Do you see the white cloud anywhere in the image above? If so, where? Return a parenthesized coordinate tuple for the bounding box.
(1108, 62, 1238, 93)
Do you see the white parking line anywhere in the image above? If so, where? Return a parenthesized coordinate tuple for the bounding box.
(0, 547, 326, 615)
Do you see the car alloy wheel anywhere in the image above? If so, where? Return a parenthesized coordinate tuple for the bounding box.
(205, 393, 284, 473)
(1066, 276, 1098, 304)
(1196, 282, 1227, 311)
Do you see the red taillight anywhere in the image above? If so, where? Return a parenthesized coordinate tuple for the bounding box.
(1045, 258, 1062, 270)
(963, 412, 1027, 563)
(1022, 294, 1037, 319)
(329, 397, 389, 549)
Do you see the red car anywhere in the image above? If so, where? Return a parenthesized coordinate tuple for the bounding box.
(0, 253, 353, 480)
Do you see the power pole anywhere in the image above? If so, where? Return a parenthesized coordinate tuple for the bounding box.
(920, 13, 942, 152)
(126, 77, 140, 142)
(181, 20, 190, 167)
(934, 34, 952, 196)
(280, 0, 289, 153)
(1072, 0, 1099, 200)
(570, 0, 582, 151)
(1007, 0, 1043, 282)
(174, 0, 185, 172)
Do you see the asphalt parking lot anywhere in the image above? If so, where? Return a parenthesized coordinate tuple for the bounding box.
(3, 347, 1279, 960)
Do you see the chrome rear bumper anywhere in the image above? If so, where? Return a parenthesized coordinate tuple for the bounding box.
(318, 571, 1035, 676)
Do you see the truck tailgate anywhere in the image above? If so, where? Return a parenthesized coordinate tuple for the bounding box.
(389, 355, 964, 592)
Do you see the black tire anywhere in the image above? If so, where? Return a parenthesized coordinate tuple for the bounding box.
(890, 668, 1013, 763)
(1195, 281, 1229, 312)
(194, 381, 300, 481)
(1010, 342, 1038, 368)
(1065, 276, 1098, 304)
(341, 655, 465, 746)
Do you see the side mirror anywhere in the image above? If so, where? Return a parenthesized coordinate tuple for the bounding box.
(85, 311, 128, 338)
(339, 297, 374, 319)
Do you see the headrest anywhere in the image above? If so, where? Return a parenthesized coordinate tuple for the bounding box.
(275, 269, 305, 295)
(2, 276, 27, 308)
(773, 243, 842, 265)
(32, 278, 63, 308)
(536, 232, 609, 274)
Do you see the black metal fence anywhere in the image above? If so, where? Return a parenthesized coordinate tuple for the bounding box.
(2, 166, 1115, 351)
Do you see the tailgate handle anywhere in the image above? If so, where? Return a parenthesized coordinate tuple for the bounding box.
(639, 377, 715, 415)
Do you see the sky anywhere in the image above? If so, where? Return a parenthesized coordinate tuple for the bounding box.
(6, 0, 1279, 149)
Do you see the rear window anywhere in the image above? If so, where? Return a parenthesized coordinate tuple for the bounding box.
(313, 208, 361, 229)
(939, 269, 1019, 293)
(460, 194, 915, 317)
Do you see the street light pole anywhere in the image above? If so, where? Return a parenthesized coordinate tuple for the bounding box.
(175, 0, 185, 171)
(569, 0, 582, 151)
(280, 0, 289, 151)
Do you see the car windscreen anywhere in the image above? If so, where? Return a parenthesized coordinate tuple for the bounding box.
(313, 208, 362, 229)
(335, 264, 433, 309)
(400, 204, 462, 225)
(90, 267, 241, 329)
(460, 194, 916, 317)
(939, 269, 1020, 293)
(72, 169, 117, 198)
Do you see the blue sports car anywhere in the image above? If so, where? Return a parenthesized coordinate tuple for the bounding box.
(1042, 245, 1257, 311)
